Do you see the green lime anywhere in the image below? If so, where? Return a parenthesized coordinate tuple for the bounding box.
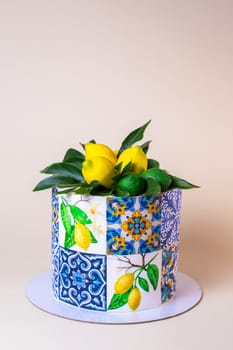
(118, 173, 145, 196)
(141, 168, 172, 191)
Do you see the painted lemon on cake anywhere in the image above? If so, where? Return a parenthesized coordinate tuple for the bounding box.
(117, 146, 147, 174)
(128, 287, 141, 310)
(114, 273, 134, 294)
(85, 143, 117, 165)
(74, 222, 91, 250)
(82, 156, 116, 188)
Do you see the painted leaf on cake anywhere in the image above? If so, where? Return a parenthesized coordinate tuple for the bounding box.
(69, 205, 92, 225)
(138, 276, 149, 292)
(108, 287, 133, 310)
(147, 264, 159, 290)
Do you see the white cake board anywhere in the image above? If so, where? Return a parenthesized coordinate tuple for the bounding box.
(25, 270, 202, 324)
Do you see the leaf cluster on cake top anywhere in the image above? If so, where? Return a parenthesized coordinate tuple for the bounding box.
(33, 120, 199, 196)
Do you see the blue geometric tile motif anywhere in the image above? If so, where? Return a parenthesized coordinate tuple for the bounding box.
(106, 195, 161, 255)
(161, 243, 179, 303)
(51, 187, 59, 298)
(58, 247, 107, 311)
(160, 189, 182, 248)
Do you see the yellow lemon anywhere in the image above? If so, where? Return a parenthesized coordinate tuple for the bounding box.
(114, 273, 134, 294)
(128, 287, 141, 311)
(74, 222, 91, 250)
(117, 146, 147, 174)
(82, 156, 116, 188)
(85, 143, 117, 165)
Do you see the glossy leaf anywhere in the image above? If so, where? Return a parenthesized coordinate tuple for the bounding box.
(41, 162, 84, 182)
(171, 176, 199, 189)
(118, 120, 151, 155)
(108, 287, 132, 310)
(147, 158, 160, 169)
(141, 140, 151, 154)
(144, 178, 161, 195)
(63, 148, 84, 162)
(69, 205, 92, 224)
(147, 264, 159, 290)
(138, 276, 149, 292)
(33, 176, 79, 191)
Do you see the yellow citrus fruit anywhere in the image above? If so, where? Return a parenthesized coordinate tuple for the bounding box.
(116, 146, 147, 174)
(74, 222, 91, 250)
(114, 273, 134, 294)
(118, 173, 145, 196)
(85, 143, 117, 165)
(128, 287, 141, 311)
(82, 156, 116, 188)
(141, 168, 172, 191)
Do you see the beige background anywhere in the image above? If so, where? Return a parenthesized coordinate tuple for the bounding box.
(0, 0, 233, 349)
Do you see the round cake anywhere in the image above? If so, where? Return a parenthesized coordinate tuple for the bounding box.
(51, 187, 182, 312)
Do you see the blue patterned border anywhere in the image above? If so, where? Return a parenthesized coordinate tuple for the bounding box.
(51, 187, 59, 298)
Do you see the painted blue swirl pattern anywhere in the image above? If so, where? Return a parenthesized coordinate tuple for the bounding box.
(161, 189, 182, 248)
(59, 247, 107, 311)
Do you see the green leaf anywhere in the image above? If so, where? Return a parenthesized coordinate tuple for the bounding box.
(64, 225, 75, 249)
(147, 158, 160, 169)
(141, 140, 151, 154)
(57, 187, 78, 194)
(118, 120, 151, 155)
(41, 162, 84, 182)
(122, 161, 132, 174)
(170, 176, 200, 190)
(33, 176, 79, 191)
(114, 162, 123, 172)
(88, 229, 98, 243)
(63, 148, 84, 162)
(147, 264, 159, 290)
(60, 201, 75, 249)
(69, 205, 92, 224)
(112, 185, 130, 197)
(108, 288, 132, 310)
(144, 178, 161, 195)
(138, 277, 149, 292)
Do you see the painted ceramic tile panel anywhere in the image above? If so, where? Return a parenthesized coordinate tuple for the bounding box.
(161, 243, 179, 303)
(51, 188, 59, 298)
(58, 193, 106, 254)
(107, 195, 161, 255)
(160, 189, 182, 248)
(107, 251, 162, 312)
(58, 247, 107, 311)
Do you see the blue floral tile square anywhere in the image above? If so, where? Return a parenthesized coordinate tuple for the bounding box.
(160, 189, 182, 248)
(106, 195, 161, 255)
(58, 247, 107, 311)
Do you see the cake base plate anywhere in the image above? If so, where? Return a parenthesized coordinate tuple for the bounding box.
(25, 270, 202, 324)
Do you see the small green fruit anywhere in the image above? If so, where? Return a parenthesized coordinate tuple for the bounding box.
(118, 174, 145, 196)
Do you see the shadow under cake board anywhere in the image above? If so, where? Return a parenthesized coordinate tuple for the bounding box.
(25, 271, 203, 324)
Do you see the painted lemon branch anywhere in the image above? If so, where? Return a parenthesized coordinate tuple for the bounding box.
(60, 197, 98, 251)
(108, 253, 159, 311)
(33, 120, 199, 196)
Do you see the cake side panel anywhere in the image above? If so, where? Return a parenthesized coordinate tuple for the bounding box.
(51, 187, 60, 299)
(161, 189, 182, 303)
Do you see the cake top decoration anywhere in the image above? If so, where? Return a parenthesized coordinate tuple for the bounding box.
(33, 120, 199, 196)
